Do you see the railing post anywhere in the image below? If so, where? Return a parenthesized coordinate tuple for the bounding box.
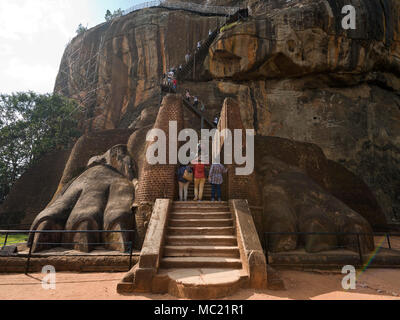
(2, 232, 9, 249)
(25, 239, 33, 275)
(129, 240, 134, 270)
(193, 54, 196, 80)
(386, 233, 392, 249)
(265, 233, 269, 265)
(356, 234, 363, 266)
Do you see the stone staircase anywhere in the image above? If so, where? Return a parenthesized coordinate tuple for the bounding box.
(117, 200, 267, 299)
(156, 201, 250, 299)
(162, 201, 241, 269)
(187, 182, 212, 201)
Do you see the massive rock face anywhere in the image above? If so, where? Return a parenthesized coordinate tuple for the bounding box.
(204, 0, 400, 223)
(2, 0, 398, 233)
(55, 8, 225, 132)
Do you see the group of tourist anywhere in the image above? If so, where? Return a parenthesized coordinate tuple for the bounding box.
(162, 68, 178, 91)
(177, 160, 228, 202)
(185, 89, 205, 111)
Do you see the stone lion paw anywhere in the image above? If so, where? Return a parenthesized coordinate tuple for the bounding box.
(28, 146, 136, 253)
(261, 157, 375, 254)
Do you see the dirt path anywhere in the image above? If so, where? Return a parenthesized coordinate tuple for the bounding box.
(0, 269, 399, 300)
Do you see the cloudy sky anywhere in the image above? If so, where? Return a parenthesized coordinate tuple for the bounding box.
(0, 0, 143, 94)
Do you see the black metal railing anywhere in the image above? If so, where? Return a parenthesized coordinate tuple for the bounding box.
(0, 229, 137, 274)
(263, 231, 400, 266)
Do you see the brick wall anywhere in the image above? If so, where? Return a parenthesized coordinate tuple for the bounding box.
(134, 94, 184, 246)
(136, 94, 184, 203)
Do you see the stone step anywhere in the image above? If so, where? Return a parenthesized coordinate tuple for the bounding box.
(168, 219, 233, 228)
(172, 205, 229, 213)
(168, 226, 235, 236)
(170, 212, 232, 220)
(155, 268, 248, 299)
(164, 245, 240, 258)
(160, 257, 242, 269)
(173, 201, 228, 205)
(188, 184, 212, 188)
(166, 235, 237, 246)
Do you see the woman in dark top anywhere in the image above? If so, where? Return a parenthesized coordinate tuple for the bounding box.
(177, 165, 192, 201)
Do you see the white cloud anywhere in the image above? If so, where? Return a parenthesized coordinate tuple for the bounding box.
(0, 0, 98, 94)
(3, 58, 58, 93)
(0, 0, 143, 94)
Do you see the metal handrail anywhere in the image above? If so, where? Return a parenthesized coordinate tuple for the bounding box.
(0, 229, 137, 274)
(263, 231, 400, 266)
(123, 0, 242, 17)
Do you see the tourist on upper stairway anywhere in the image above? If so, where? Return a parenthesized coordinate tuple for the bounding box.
(185, 53, 190, 63)
(208, 29, 212, 36)
(200, 102, 205, 112)
(208, 163, 228, 202)
(177, 164, 192, 202)
(197, 41, 202, 51)
(193, 96, 199, 109)
(172, 79, 177, 91)
(185, 90, 191, 102)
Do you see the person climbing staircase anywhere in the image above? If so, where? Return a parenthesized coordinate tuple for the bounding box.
(176, 9, 248, 81)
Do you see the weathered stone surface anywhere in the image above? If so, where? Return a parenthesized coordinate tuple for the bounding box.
(118, 199, 171, 293)
(208, 0, 400, 80)
(230, 200, 267, 289)
(256, 142, 375, 254)
(54, 129, 134, 196)
(55, 8, 224, 132)
(88, 144, 136, 181)
(255, 136, 387, 229)
(28, 164, 135, 253)
(0, 255, 137, 273)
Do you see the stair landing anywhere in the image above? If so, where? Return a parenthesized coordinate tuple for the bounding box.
(154, 268, 248, 300)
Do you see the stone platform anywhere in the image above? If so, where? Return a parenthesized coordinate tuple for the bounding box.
(153, 268, 249, 299)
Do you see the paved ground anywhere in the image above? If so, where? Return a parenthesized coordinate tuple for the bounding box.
(0, 268, 399, 300)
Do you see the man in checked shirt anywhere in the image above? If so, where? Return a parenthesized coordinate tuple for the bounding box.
(208, 163, 228, 202)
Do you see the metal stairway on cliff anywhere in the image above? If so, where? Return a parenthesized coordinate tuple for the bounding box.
(176, 8, 248, 81)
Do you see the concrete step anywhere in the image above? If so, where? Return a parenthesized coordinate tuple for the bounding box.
(168, 226, 235, 236)
(164, 245, 240, 258)
(170, 212, 232, 220)
(160, 257, 242, 269)
(166, 235, 237, 246)
(168, 219, 233, 228)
